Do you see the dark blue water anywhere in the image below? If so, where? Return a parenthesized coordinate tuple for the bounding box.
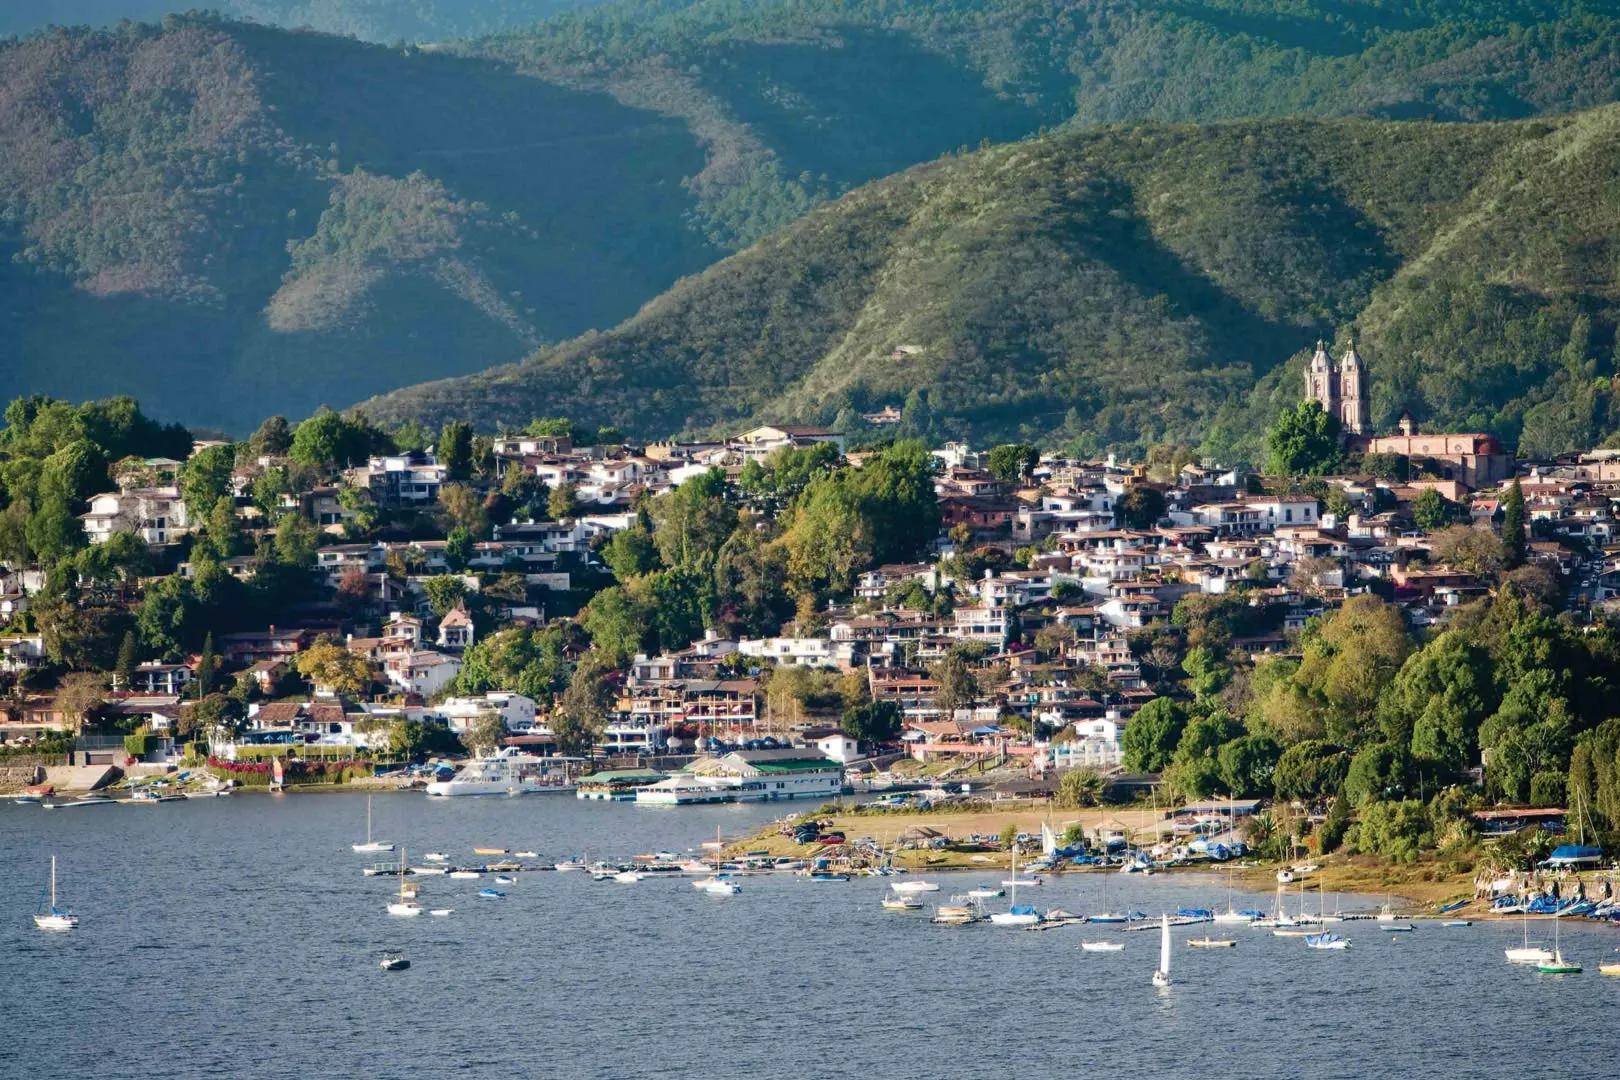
(4, 795, 1617, 1080)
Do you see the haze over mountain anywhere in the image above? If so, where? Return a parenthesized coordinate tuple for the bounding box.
(363, 106, 1620, 462)
(6, 1, 1620, 432)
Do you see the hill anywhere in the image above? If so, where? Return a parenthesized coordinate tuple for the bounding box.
(9, 3, 1620, 433)
(360, 107, 1620, 460)
(2, 1, 601, 42)
(0, 16, 719, 432)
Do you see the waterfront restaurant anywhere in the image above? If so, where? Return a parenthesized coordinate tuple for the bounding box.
(635, 749, 845, 805)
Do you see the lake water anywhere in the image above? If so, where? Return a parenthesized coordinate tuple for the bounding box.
(3, 794, 1617, 1080)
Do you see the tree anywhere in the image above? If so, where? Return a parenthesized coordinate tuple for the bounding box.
(548, 482, 579, 520)
(580, 586, 651, 666)
(1272, 740, 1350, 803)
(1501, 476, 1527, 569)
(1217, 734, 1282, 798)
(1412, 488, 1459, 531)
(1376, 631, 1495, 772)
(464, 711, 508, 756)
(273, 512, 318, 567)
(445, 527, 475, 572)
(1265, 400, 1340, 476)
(1425, 525, 1502, 577)
(180, 444, 236, 522)
(600, 523, 661, 581)
(196, 632, 217, 697)
(931, 652, 978, 719)
(648, 468, 736, 571)
(293, 637, 371, 696)
(439, 483, 489, 537)
(439, 421, 474, 481)
(114, 630, 137, 688)
(1059, 767, 1105, 808)
(1116, 485, 1166, 529)
(556, 670, 612, 755)
(454, 623, 577, 700)
(40, 439, 108, 504)
(1121, 697, 1188, 773)
(423, 575, 468, 617)
(500, 470, 550, 523)
(38, 598, 130, 670)
(1343, 741, 1412, 807)
(986, 443, 1039, 484)
(25, 494, 85, 565)
(53, 672, 108, 732)
(841, 699, 902, 743)
(249, 415, 293, 458)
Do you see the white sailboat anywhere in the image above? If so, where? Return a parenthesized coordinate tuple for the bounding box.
(1505, 910, 1554, 964)
(1213, 866, 1256, 923)
(386, 848, 421, 917)
(33, 856, 78, 931)
(990, 845, 1041, 926)
(1151, 914, 1172, 987)
(352, 796, 395, 853)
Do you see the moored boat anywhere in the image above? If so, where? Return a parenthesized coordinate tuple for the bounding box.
(32, 856, 78, 931)
(1081, 941, 1124, 953)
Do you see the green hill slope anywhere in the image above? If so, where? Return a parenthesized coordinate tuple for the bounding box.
(0, 17, 718, 432)
(361, 108, 1620, 459)
(11, 2, 1620, 434)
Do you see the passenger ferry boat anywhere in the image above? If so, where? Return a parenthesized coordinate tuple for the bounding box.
(425, 748, 577, 797)
(633, 750, 844, 806)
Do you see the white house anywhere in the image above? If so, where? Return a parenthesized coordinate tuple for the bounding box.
(815, 733, 862, 764)
(82, 487, 191, 545)
(432, 692, 538, 733)
(383, 650, 463, 699)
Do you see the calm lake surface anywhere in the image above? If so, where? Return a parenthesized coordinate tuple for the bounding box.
(3, 794, 1616, 1080)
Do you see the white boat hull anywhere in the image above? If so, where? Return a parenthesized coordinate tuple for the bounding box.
(1080, 942, 1123, 952)
(386, 903, 421, 917)
(1506, 947, 1554, 964)
(33, 913, 77, 931)
(989, 912, 1041, 927)
(353, 842, 395, 853)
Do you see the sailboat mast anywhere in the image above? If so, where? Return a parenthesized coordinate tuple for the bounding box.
(50, 856, 56, 909)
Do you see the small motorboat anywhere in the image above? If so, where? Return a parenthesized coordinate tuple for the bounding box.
(555, 859, 587, 872)
(473, 847, 509, 856)
(968, 885, 1004, 899)
(477, 888, 506, 900)
(1080, 941, 1124, 952)
(881, 894, 923, 911)
(1304, 932, 1349, 950)
(430, 909, 454, 917)
(1442, 920, 1472, 927)
(411, 866, 447, 876)
(515, 851, 539, 859)
(1384, 924, 1416, 933)
(1598, 962, 1620, 976)
(695, 876, 741, 895)
(1187, 936, 1237, 948)
(808, 872, 849, 882)
(424, 853, 450, 863)
(614, 871, 643, 883)
(380, 954, 410, 971)
(890, 880, 940, 895)
(1001, 876, 1042, 887)
(494, 875, 516, 884)
(449, 871, 481, 880)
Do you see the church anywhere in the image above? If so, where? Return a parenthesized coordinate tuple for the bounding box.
(1303, 339, 1514, 489)
(1302, 339, 1370, 436)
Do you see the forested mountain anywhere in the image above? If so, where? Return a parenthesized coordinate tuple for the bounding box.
(362, 107, 1620, 461)
(0, 17, 720, 431)
(8, 2, 1620, 433)
(2, 1, 600, 42)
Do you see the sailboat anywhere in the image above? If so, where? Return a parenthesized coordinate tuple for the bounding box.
(33, 856, 78, 931)
(386, 848, 421, 917)
(990, 845, 1041, 926)
(1089, 859, 1129, 923)
(352, 796, 395, 853)
(1151, 914, 1172, 987)
(1213, 865, 1256, 924)
(1536, 916, 1581, 974)
(1505, 909, 1555, 964)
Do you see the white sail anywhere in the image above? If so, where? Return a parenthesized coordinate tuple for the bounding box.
(1041, 822, 1058, 858)
(1158, 914, 1172, 976)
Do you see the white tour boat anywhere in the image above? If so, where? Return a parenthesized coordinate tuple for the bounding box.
(425, 748, 575, 796)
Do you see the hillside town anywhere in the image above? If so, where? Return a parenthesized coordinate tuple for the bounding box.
(1, 380, 1618, 825)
